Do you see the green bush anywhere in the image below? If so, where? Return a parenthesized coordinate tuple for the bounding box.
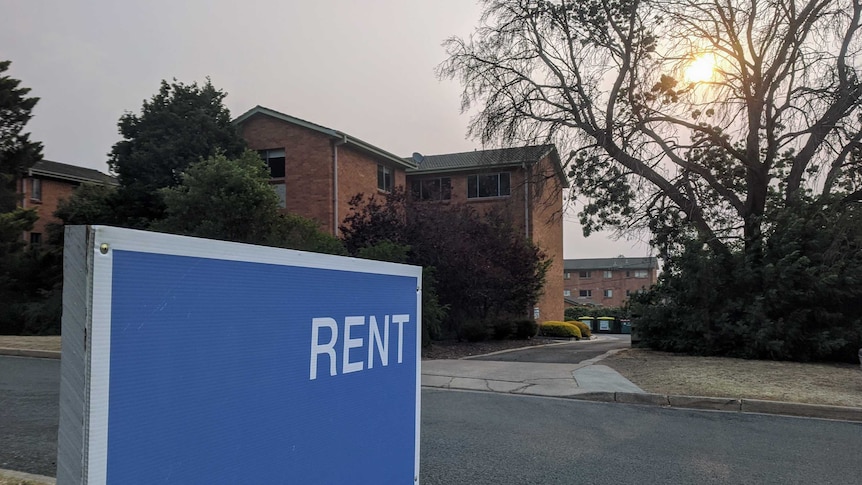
(568, 320, 591, 338)
(513, 319, 538, 339)
(540, 321, 582, 339)
(490, 320, 515, 340)
(461, 320, 490, 342)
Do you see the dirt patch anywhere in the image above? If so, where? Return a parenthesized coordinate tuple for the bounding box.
(603, 348, 862, 408)
(0, 336, 61, 352)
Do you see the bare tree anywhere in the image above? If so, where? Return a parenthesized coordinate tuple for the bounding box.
(439, 0, 862, 258)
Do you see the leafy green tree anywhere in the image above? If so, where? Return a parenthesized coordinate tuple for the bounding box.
(108, 78, 246, 227)
(440, 0, 862, 360)
(341, 189, 548, 339)
(440, 0, 862, 259)
(0, 60, 43, 212)
(0, 60, 50, 334)
(154, 150, 345, 254)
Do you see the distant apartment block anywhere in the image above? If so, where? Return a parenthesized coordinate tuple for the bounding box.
(563, 257, 659, 308)
(17, 160, 117, 244)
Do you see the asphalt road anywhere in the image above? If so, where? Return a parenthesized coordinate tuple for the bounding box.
(0, 355, 59, 476)
(472, 334, 632, 363)
(421, 389, 862, 484)
(4, 354, 862, 484)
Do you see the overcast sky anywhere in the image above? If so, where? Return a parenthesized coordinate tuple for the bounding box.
(3, 0, 652, 258)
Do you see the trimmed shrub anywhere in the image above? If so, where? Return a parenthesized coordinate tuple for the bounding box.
(462, 320, 490, 342)
(491, 320, 515, 340)
(540, 321, 582, 339)
(568, 320, 591, 338)
(513, 319, 538, 339)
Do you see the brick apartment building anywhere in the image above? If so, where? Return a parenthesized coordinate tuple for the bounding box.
(17, 160, 117, 244)
(563, 257, 659, 308)
(235, 106, 568, 321)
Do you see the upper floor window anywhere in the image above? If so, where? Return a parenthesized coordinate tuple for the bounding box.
(603, 289, 613, 298)
(579, 271, 591, 278)
(563, 290, 571, 297)
(411, 177, 451, 201)
(377, 164, 393, 192)
(29, 232, 42, 245)
(564, 272, 571, 280)
(579, 289, 592, 298)
(626, 270, 649, 279)
(31, 179, 42, 201)
(258, 149, 286, 178)
(467, 172, 510, 199)
(603, 270, 613, 278)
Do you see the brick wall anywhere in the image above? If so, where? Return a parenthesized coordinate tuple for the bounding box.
(240, 113, 408, 236)
(240, 115, 336, 233)
(19, 176, 77, 242)
(528, 155, 565, 322)
(563, 268, 657, 307)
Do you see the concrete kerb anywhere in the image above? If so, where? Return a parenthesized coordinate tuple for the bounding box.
(0, 468, 56, 485)
(460, 336, 604, 360)
(565, 391, 862, 422)
(0, 347, 61, 360)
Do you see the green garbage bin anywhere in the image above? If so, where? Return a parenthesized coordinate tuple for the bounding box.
(620, 319, 632, 334)
(597, 316, 615, 333)
(579, 316, 596, 333)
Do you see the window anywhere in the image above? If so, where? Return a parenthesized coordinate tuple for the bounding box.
(603, 270, 613, 278)
(410, 177, 451, 201)
(579, 271, 591, 278)
(603, 289, 613, 298)
(377, 164, 393, 192)
(29, 232, 42, 244)
(626, 290, 632, 296)
(258, 149, 286, 178)
(564, 272, 571, 280)
(579, 290, 592, 298)
(563, 290, 571, 297)
(31, 179, 42, 201)
(467, 172, 510, 198)
(633, 270, 648, 278)
(272, 182, 286, 208)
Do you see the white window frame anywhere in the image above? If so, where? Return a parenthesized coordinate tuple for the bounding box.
(378, 164, 393, 192)
(603, 289, 613, 298)
(467, 172, 511, 199)
(563, 290, 571, 297)
(31, 178, 42, 201)
(603, 270, 613, 278)
(578, 289, 592, 298)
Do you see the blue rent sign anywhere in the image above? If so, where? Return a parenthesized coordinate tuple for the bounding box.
(57, 226, 422, 484)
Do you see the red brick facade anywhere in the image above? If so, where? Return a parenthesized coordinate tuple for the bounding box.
(235, 107, 566, 322)
(17, 160, 116, 244)
(563, 258, 659, 308)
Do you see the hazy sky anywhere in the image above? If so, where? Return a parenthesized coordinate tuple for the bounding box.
(3, 0, 652, 258)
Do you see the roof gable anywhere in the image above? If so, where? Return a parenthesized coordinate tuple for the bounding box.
(408, 144, 569, 187)
(28, 160, 117, 185)
(233, 105, 415, 170)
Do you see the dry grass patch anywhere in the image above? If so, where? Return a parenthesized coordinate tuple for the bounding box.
(0, 336, 61, 352)
(603, 348, 862, 408)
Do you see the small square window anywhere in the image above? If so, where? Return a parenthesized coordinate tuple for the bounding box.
(603, 289, 613, 298)
(29, 232, 42, 244)
(563, 290, 571, 297)
(258, 149, 286, 178)
(564, 272, 571, 280)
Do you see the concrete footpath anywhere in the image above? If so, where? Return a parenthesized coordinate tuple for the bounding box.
(422, 345, 862, 423)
